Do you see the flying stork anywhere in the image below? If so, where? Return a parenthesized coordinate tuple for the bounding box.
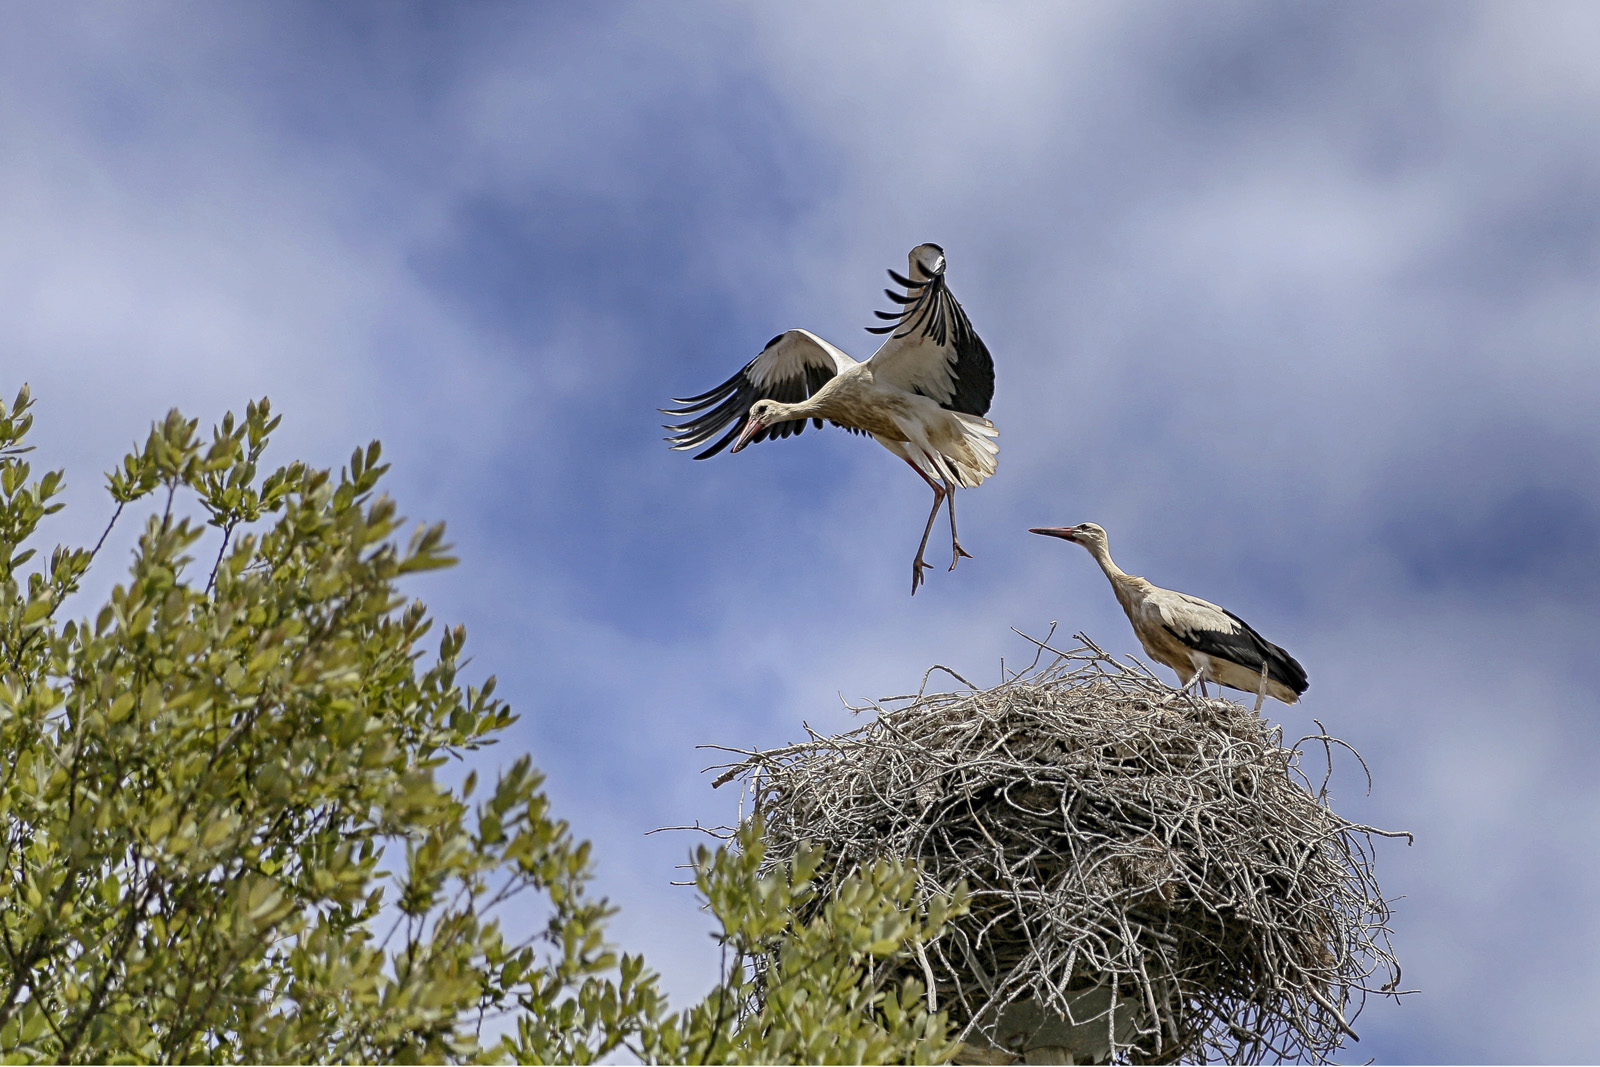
(663, 243, 997, 595)
(1029, 522, 1309, 706)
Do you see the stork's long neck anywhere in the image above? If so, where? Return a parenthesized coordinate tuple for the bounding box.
(1085, 541, 1139, 593)
(768, 383, 845, 425)
(767, 396, 824, 424)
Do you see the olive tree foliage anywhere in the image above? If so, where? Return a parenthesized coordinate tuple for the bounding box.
(626, 830, 966, 1066)
(0, 388, 964, 1065)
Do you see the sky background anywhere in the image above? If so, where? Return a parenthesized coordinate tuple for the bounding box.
(4, 2, 1599, 1061)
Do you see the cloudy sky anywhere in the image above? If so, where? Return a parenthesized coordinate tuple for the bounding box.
(5, 2, 1599, 1060)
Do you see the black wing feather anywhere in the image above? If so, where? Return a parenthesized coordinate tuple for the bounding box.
(943, 294, 995, 418)
(1163, 611, 1309, 696)
(868, 268, 994, 417)
(661, 336, 840, 459)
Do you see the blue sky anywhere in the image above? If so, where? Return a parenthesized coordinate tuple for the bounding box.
(5, 3, 1599, 1060)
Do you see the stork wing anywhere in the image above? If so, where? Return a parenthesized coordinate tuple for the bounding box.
(865, 255, 994, 418)
(1156, 593, 1308, 695)
(662, 329, 857, 459)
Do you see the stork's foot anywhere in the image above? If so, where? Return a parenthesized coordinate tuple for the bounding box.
(949, 540, 973, 571)
(1162, 675, 1206, 707)
(911, 555, 933, 595)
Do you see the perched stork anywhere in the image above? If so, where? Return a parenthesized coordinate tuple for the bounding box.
(1029, 522, 1309, 706)
(663, 243, 997, 594)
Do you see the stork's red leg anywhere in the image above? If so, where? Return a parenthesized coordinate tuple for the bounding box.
(1163, 668, 1207, 706)
(945, 479, 973, 570)
(903, 458, 947, 595)
(911, 485, 946, 595)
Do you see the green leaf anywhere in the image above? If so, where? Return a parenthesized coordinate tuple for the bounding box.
(21, 595, 51, 625)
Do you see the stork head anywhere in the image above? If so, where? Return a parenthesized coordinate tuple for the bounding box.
(909, 243, 946, 280)
(1029, 522, 1108, 553)
(730, 399, 783, 453)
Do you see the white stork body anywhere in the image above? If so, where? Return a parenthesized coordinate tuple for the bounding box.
(664, 244, 997, 594)
(1030, 523, 1309, 706)
(759, 353, 997, 490)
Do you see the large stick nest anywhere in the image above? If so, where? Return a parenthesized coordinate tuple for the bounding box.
(710, 632, 1410, 1064)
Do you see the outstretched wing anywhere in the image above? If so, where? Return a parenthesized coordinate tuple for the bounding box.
(662, 329, 857, 459)
(1157, 592, 1309, 696)
(866, 246, 994, 418)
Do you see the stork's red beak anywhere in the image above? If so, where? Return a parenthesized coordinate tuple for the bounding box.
(1029, 526, 1077, 542)
(729, 416, 765, 454)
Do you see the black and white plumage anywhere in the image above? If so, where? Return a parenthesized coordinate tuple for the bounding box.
(1029, 523, 1309, 706)
(663, 244, 997, 594)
